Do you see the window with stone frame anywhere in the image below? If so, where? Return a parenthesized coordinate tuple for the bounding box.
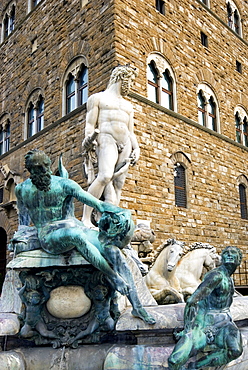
(28, 0, 42, 12)
(200, 31, 208, 47)
(161, 70, 173, 110)
(1, 3, 15, 42)
(200, 0, 209, 6)
(155, 0, 165, 15)
(234, 107, 248, 147)
(239, 184, 248, 219)
(226, 1, 242, 37)
(147, 61, 159, 104)
(147, 53, 177, 111)
(208, 96, 216, 131)
(197, 90, 207, 127)
(236, 60, 242, 73)
(0, 115, 11, 155)
(170, 152, 191, 209)
(237, 175, 248, 220)
(174, 164, 187, 208)
(62, 57, 88, 116)
(197, 84, 220, 133)
(25, 90, 45, 139)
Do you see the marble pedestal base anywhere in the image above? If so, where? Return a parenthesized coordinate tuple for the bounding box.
(0, 299, 248, 369)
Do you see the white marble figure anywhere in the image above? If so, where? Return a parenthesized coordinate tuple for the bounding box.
(82, 65, 140, 228)
(145, 239, 185, 304)
(175, 243, 220, 301)
(145, 241, 220, 304)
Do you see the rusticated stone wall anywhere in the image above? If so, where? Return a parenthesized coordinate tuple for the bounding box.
(1, 0, 248, 281)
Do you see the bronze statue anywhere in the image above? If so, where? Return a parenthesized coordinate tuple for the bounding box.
(14, 150, 155, 329)
(168, 246, 243, 369)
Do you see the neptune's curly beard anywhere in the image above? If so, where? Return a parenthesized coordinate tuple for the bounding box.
(30, 172, 51, 191)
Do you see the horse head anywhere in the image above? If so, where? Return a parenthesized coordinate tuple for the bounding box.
(203, 247, 220, 271)
(166, 239, 185, 272)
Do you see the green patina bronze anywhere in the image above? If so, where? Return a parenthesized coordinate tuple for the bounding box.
(168, 246, 243, 369)
(14, 150, 130, 295)
(11, 150, 155, 344)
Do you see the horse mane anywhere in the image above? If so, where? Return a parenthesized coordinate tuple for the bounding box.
(182, 242, 216, 256)
(150, 238, 184, 268)
(149, 239, 170, 268)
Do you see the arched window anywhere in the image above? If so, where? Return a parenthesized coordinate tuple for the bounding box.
(155, 0, 165, 15)
(234, 10, 240, 34)
(239, 184, 248, 219)
(161, 70, 173, 110)
(33, 0, 41, 6)
(66, 74, 76, 113)
(197, 90, 206, 126)
(4, 17, 9, 39)
(147, 62, 159, 104)
(5, 122, 10, 152)
(28, 0, 42, 12)
(0, 130, 4, 156)
(147, 53, 177, 111)
(208, 97, 216, 131)
(243, 118, 248, 147)
(28, 103, 35, 138)
(1, 4, 15, 42)
(78, 66, 88, 106)
(62, 57, 88, 116)
(174, 164, 187, 208)
(226, 1, 242, 36)
(227, 2, 233, 27)
(234, 107, 248, 147)
(235, 112, 242, 143)
(37, 97, 44, 131)
(197, 84, 219, 132)
(9, 6, 15, 33)
(0, 116, 11, 155)
(25, 91, 45, 139)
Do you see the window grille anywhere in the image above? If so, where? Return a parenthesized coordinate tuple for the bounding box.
(200, 32, 208, 47)
(239, 184, 248, 219)
(236, 60, 242, 73)
(174, 165, 187, 208)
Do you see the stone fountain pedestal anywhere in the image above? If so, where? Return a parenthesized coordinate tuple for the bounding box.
(0, 298, 248, 369)
(1, 249, 248, 369)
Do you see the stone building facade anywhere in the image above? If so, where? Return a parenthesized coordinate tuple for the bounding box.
(0, 0, 248, 285)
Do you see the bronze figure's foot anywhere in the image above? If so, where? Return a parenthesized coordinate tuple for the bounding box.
(131, 307, 156, 325)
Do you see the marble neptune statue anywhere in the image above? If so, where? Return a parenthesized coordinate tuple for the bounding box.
(82, 64, 140, 228)
(14, 150, 155, 325)
(168, 246, 243, 370)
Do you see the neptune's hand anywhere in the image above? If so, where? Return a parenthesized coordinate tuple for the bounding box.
(101, 202, 123, 214)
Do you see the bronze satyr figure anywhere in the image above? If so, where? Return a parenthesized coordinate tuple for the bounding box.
(168, 246, 243, 370)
